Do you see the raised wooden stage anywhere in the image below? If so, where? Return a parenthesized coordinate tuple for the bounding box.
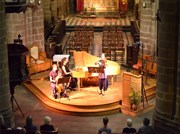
(23, 70, 156, 116)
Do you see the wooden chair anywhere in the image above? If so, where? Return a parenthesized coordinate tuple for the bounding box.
(132, 58, 142, 75)
(148, 61, 157, 78)
(26, 43, 52, 75)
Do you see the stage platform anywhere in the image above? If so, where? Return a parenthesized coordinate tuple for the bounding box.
(23, 70, 156, 116)
(64, 16, 133, 32)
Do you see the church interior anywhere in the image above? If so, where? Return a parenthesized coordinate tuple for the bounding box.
(0, 0, 180, 134)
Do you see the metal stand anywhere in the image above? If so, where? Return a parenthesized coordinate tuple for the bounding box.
(140, 42, 148, 108)
(11, 95, 24, 117)
(57, 77, 71, 102)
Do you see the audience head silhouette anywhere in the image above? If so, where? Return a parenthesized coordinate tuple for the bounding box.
(103, 117, 109, 126)
(143, 118, 150, 126)
(19, 128, 26, 134)
(26, 115, 33, 125)
(0, 115, 5, 126)
(126, 118, 133, 127)
(44, 116, 52, 125)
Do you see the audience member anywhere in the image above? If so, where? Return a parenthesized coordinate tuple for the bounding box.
(24, 115, 38, 134)
(0, 115, 7, 134)
(122, 118, 137, 134)
(35, 130, 42, 134)
(40, 116, 55, 134)
(137, 118, 154, 134)
(19, 127, 26, 134)
(98, 116, 112, 134)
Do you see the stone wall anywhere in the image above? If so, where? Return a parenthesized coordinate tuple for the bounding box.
(42, 0, 70, 23)
(140, 0, 157, 56)
(5, 5, 44, 51)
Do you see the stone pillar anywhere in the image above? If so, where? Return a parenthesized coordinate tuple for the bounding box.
(25, 8, 34, 47)
(153, 0, 180, 133)
(66, 0, 70, 16)
(42, 0, 51, 23)
(0, 0, 14, 127)
(50, 0, 58, 24)
(33, 6, 45, 51)
(140, 0, 157, 56)
(69, 0, 76, 14)
(60, 0, 65, 19)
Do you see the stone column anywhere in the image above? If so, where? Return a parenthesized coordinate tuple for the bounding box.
(60, 0, 65, 19)
(0, 0, 14, 127)
(50, 0, 58, 24)
(32, 6, 45, 51)
(69, 0, 76, 14)
(42, 0, 51, 23)
(25, 8, 34, 47)
(66, 0, 70, 16)
(140, 0, 157, 56)
(153, 0, 180, 133)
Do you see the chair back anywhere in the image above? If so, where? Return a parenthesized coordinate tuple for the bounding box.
(30, 45, 39, 60)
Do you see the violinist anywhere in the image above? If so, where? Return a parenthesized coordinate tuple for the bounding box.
(95, 53, 108, 96)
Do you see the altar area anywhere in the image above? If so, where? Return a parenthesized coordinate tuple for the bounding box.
(84, 0, 119, 13)
(76, 0, 128, 18)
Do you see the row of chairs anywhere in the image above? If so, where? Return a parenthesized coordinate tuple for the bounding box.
(74, 25, 94, 32)
(102, 30, 125, 61)
(132, 55, 157, 79)
(66, 28, 94, 54)
(103, 26, 123, 32)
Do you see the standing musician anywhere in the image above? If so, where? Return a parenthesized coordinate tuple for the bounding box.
(95, 53, 108, 96)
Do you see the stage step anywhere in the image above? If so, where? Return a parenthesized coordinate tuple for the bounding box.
(23, 81, 121, 116)
(145, 86, 156, 101)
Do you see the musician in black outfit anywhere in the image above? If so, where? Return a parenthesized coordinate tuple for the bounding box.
(61, 57, 77, 90)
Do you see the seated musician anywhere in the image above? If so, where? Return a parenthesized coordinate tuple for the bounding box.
(56, 67, 69, 98)
(60, 57, 77, 91)
(95, 53, 108, 96)
(49, 64, 59, 99)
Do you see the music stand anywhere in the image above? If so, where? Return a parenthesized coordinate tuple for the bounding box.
(87, 67, 108, 92)
(57, 77, 71, 101)
(87, 67, 104, 73)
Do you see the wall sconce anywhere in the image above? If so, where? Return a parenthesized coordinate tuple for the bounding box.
(18, 34, 22, 39)
(142, 2, 146, 8)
